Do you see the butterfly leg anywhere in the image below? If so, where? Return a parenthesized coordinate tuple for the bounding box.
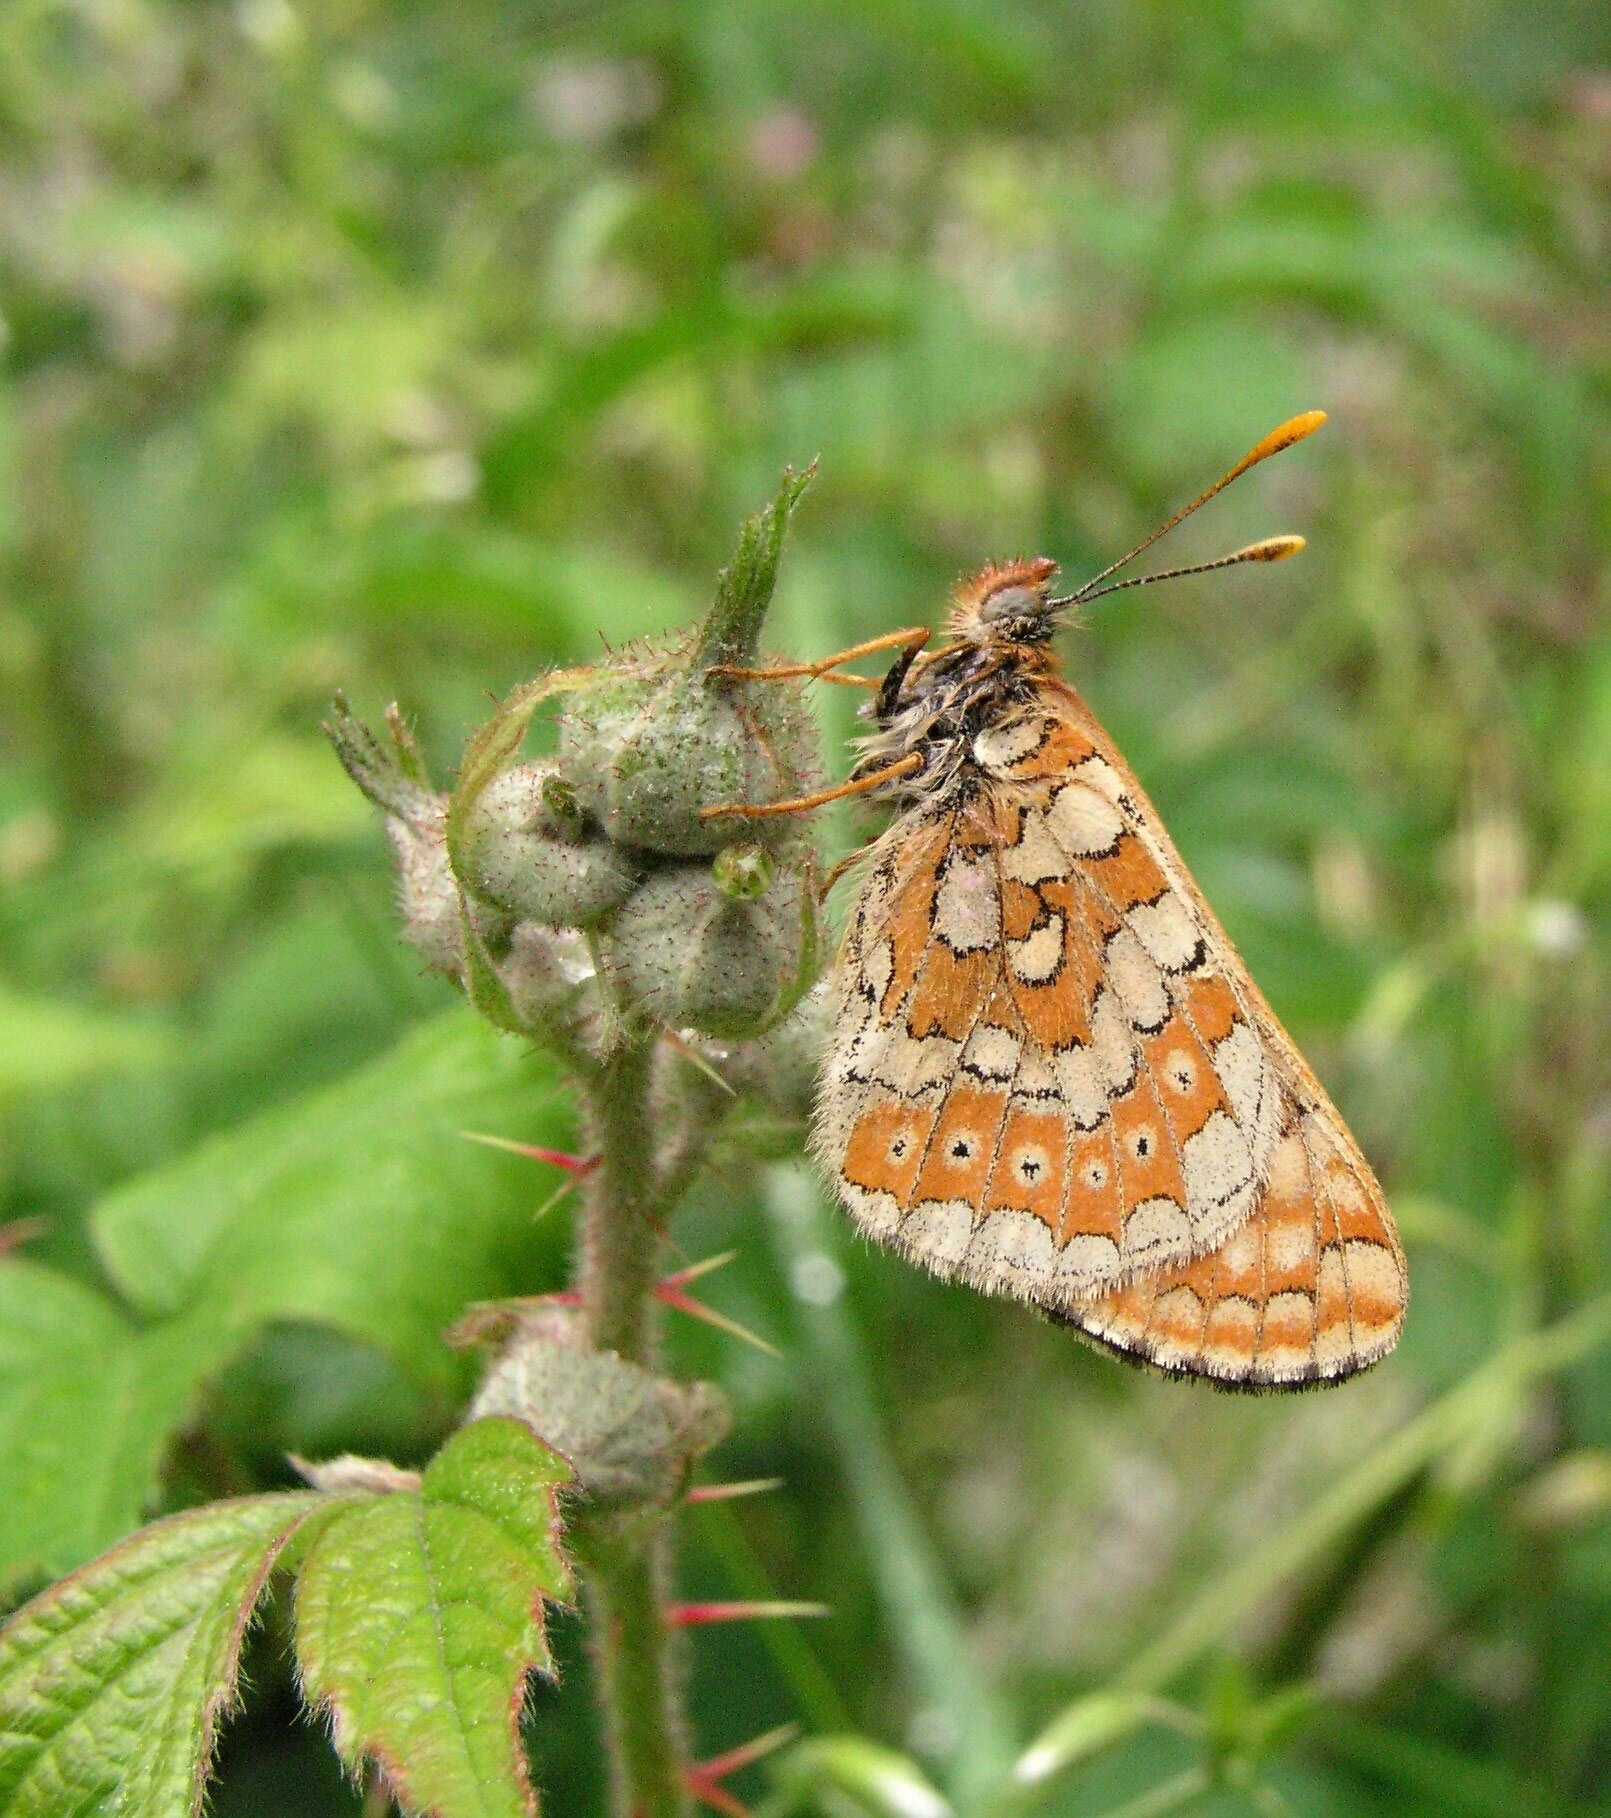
(706, 624, 932, 689)
(817, 843, 875, 898)
(699, 753, 923, 823)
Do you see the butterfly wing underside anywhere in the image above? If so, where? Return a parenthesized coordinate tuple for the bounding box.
(813, 700, 1405, 1388)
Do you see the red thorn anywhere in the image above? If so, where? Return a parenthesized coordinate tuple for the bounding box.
(668, 1600, 829, 1628)
(458, 1131, 599, 1175)
(687, 1479, 784, 1504)
(683, 1774, 752, 1818)
(659, 1252, 736, 1289)
(685, 1770, 752, 1818)
(696, 1724, 799, 1780)
(653, 1284, 782, 1358)
(658, 1026, 737, 1096)
(522, 1145, 598, 1176)
(681, 1723, 798, 1816)
(0, 1218, 48, 1258)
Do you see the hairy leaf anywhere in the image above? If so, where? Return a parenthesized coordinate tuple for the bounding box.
(0, 1493, 328, 1818)
(295, 1417, 572, 1818)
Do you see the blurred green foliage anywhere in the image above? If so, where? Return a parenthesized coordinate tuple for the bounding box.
(2, 0, 1610, 1812)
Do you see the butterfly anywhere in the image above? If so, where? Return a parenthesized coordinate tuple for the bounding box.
(709, 412, 1405, 1388)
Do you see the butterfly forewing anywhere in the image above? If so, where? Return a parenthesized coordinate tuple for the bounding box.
(814, 695, 1406, 1386)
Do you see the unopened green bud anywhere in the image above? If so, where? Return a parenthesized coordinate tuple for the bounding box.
(467, 1304, 730, 1507)
(714, 841, 773, 900)
(556, 468, 819, 857)
(498, 921, 596, 1037)
(558, 661, 817, 858)
(454, 761, 640, 929)
(728, 977, 833, 1125)
(602, 854, 813, 1038)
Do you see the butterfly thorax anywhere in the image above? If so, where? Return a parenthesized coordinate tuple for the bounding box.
(854, 558, 1067, 811)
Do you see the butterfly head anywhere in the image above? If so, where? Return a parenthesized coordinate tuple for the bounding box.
(946, 557, 1061, 647)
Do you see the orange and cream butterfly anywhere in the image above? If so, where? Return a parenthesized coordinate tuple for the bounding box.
(710, 412, 1405, 1388)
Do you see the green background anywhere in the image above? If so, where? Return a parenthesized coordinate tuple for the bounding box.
(2, 0, 1610, 1812)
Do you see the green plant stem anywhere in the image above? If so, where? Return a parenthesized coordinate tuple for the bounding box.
(574, 1029, 693, 1818)
(578, 1518, 690, 1818)
(577, 1033, 661, 1364)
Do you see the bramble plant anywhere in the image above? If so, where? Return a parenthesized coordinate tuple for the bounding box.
(327, 466, 828, 1815)
(0, 472, 835, 1818)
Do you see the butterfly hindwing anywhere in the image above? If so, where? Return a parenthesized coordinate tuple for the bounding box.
(1059, 1104, 1407, 1386)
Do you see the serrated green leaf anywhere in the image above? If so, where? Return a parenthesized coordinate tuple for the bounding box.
(90, 1012, 570, 1399)
(0, 1262, 240, 1577)
(417, 1416, 573, 1598)
(295, 1417, 573, 1818)
(4, 1014, 569, 1577)
(0, 1492, 327, 1818)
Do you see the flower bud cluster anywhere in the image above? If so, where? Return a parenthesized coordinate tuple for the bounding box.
(327, 471, 827, 1088)
(462, 1302, 730, 1507)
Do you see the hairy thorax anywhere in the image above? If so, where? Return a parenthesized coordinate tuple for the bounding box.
(854, 635, 1059, 813)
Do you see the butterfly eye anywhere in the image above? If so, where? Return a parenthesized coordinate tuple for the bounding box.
(980, 584, 1041, 623)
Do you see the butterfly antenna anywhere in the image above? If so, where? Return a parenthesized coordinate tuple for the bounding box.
(1071, 534, 1306, 606)
(1053, 410, 1326, 610)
